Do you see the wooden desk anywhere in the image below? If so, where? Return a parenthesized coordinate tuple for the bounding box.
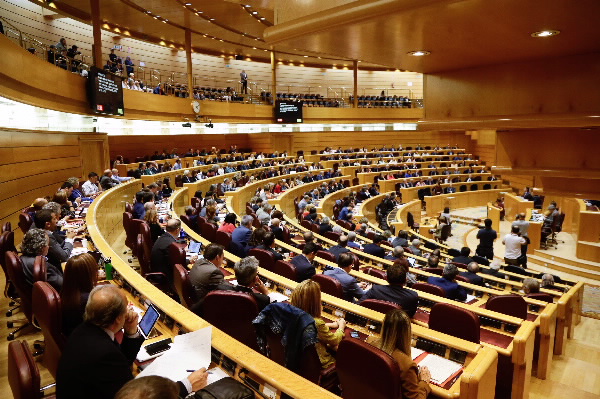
(425, 190, 505, 217)
(504, 193, 534, 222)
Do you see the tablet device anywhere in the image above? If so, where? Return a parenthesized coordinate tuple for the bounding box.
(138, 304, 160, 339)
(188, 241, 202, 254)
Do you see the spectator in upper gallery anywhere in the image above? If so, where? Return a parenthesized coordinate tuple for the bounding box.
(55, 38, 68, 52)
(124, 56, 135, 76)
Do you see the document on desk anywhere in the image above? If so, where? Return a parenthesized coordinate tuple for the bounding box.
(416, 353, 462, 385)
(410, 347, 425, 360)
(137, 326, 212, 382)
(464, 294, 477, 304)
(267, 291, 289, 303)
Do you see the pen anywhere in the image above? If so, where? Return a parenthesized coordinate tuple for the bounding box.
(187, 370, 213, 373)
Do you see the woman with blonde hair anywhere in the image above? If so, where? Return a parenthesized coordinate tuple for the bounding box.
(367, 309, 431, 398)
(60, 253, 100, 336)
(290, 280, 346, 368)
(144, 208, 164, 243)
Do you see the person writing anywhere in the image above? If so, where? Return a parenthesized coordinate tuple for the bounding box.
(367, 309, 431, 399)
(56, 285, 208, 399)
(290, 280, 346, 368)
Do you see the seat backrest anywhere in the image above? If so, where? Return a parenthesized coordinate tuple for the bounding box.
(2, 221, 11, 233)
(32, 281, 65, 378)
(6, 252, 33, 321)
(18, 213, 33, 235)
(337, 338, 401, 399)
(136, 233, 152, 275)
(364, 267, 387, 280)
(281, 226, 291, 244)
(248, 248, 275, 272)
(301, 220, 313, 231)
(361, 299, 401, 314)
(168, 242, 187, 270)
(455, 275, 470, 283)
(201, 222, 217, 242)
(202, 291, 260, 351)
(486, 294, 527, 319)
(315, 250, 336, 263)
(412, 282, 446, 297)
(273, 260, 298, 282)
(527, 293, 554, 303)
(125, 202, 133, 213)
(429, 302, 480, 343)
(8, 340, 41, 399)
(139, 221, 152, 246)
(472, 255, 490, 266)
(32, 256, 47, 283)
(214, 230, 232, 249)
(122, 212, 135, 250)
(311, 274, 344, 299)
(173, 264, 197, 309)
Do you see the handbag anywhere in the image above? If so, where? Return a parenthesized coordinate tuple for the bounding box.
(194, 377, 255, 399)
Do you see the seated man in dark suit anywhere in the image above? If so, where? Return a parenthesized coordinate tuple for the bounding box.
(231, 215, 254, 254)
(302, 231, 323, 252)
(184, 205, 198, 227)
(291, 242, 318, 281)
(214, 256, 271, 311)
(459, 262, 485, 286)
(324, 253, 368, 302)
(359, 260, 418, 317)
(363, 234, 386, 259)
(20, 228, 63, 291)
(427, 263, 467, 301)
(56, 285, 207, 399)
(385, 246, 405, 261)
(189, 243, 228, 300)
(35, 209, 75, 267)
(391, 230, 409, 248)
(270, 218, 284, 242)
(132, 191, 146, 220)
(328, 235, 351, 261)
(257, 231, 284, 261)
(150, 219, 192, 288)
(481, 261, 505, 279)
(452, 246, 474, 266)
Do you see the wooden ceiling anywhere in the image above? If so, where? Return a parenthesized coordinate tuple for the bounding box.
(263, 0, 600, 74)
(33, 0, 389, 69)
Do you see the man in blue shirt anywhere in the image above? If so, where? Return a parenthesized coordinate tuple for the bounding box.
(324, 253, 368, 302)
(427, 264, 467, 301)
(337, 204, 354, 222)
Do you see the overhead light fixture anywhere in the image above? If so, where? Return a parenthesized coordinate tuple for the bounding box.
(260, 17, 266, 20)
(407, 50, 430, 56)
(185, 2, 192, 5)
(244, 4, 251, 7)
(531, 30, 560, 38)
(252, 11, 258, 14)
(588, 115, 600, 118)
(498, 118, 512, 121)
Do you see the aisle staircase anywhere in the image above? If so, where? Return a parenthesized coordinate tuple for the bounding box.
(529, 251, 600, 280)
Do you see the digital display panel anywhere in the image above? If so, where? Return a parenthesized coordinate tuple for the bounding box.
(87, 66, 125, 116)
(275, 100, 303, 123)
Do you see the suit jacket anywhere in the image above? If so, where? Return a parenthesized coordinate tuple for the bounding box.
(328, 245, 350, 261)
(323, 268, 364, 302)
(360, 285, 418, 317)
(459, 271, 485, 286)
(427, 276, 467, 301)
(21, 255, 63, 292)
(291, 255, 316, 281)
(231, 226, 252, 252)
(56, 322, 146, 399)
(150, 232, 178, 284)
(132, 202, 145, 220)
(271, 226, 284, 242)
(46, 230, 73, 267)
(257, 245, 284, 261)
(189, 258, 227, 299)
(482, 268, 505, 279)
(452, 256, 474, 265)
(363, 243, 385, 258)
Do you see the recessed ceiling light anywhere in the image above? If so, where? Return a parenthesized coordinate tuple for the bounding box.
(498, 118, 511, 121)
(588, 115, 600, 118)
(407, 50, 430, 56)
(531, 30, 560, 38)
(209, 18, 215, 21)
(252, 11, 258, 14)
(185, 2, 191, 5)
(260, 17, 266, 20)
(244, 4, 251, 7)
(303, 55, 308, 58)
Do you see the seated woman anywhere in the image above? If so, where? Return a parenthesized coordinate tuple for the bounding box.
(290, 280, 346, 368)
(60, 253, 100, 336)
(52, 190, 75, 219)
(366, 309, 431, 399)
(205, 205, 220, 226)
(246, 228, 266, 252)
(144, 208, 165, 243)
(218, 213, 237, 234)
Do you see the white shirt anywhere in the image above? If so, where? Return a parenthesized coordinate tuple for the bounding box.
(81, 180, 99, 196)
(502, 233, 527, 259)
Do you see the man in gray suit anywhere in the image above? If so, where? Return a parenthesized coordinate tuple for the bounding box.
(34, 209, 75, 267)
(20, 228, 63, 291)
(189, 244, 228, 300)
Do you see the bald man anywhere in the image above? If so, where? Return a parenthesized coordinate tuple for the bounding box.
(57, 285, 208, 399)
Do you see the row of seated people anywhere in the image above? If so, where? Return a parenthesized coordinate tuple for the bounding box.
(321, 152, 471, 162)
(259, 91, 344, 107)
(115, 147, 283, 165)
(319, 144, 461, 155)
(348, 95, 413, 108)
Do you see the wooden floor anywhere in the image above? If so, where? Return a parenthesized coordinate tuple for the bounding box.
(0, 275, 599, 398)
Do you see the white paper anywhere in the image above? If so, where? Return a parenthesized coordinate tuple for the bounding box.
(206, 367, 229, 385)
(267, 292, 289, 303)
(137, 327, 212, 382)
(411, 347, 425, 360)
(464, 294, 477, 303)
(417, 353, 462, 385)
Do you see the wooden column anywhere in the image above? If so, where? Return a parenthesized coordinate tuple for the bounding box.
(271, 51, 277, 108)
(185, 29, 194, 96)
(90, 0, 102, 68)
(353, 60, 358, 108)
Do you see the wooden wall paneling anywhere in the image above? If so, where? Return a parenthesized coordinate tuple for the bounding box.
(578, 212, 600, 243)
(79, 135, 110, 177)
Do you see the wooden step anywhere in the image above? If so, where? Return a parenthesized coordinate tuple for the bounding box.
(528, 254, 600, 281)
(533, 250, 600, 272)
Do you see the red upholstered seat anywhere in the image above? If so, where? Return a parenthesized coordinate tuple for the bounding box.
(248, 248, 275, 272)
(122, 212, 135, 250)
(173, 264, 198, 309)
(527, 293, 554, 303)
(8, 340, 55, 399)
(429, 303, 480, 344)
(363, 267, 387, 280)
(422, 267, 443, 276)
(168, 242, 187, 271)
(125, 202, 133, 213)
(311, 274, 344, 299)
(202, 291, 260, 351)
(6, 252, 34, 339)
(486, 294, 528, 319)
(455, 275, 470, 283)
(214, 231, 232, 250)
(32, 282, 65, 378)
(2, 221, 11, 233)
(273, 260, 298, 282)
(138, 222, 152, 246)
(301, 220, 314, 231)
(412, 282, 446, 297)
(200, 222, 217, 242)
(361, 299, 401, 314)
(337, 338, 401, 399)
(324, 231, 341, 242)
(18, 213, 33, 235)
(315, 250, 336, 263)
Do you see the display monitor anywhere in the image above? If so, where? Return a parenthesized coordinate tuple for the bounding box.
(87, 67, 125, 116)
(274, 100, 303, 123)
